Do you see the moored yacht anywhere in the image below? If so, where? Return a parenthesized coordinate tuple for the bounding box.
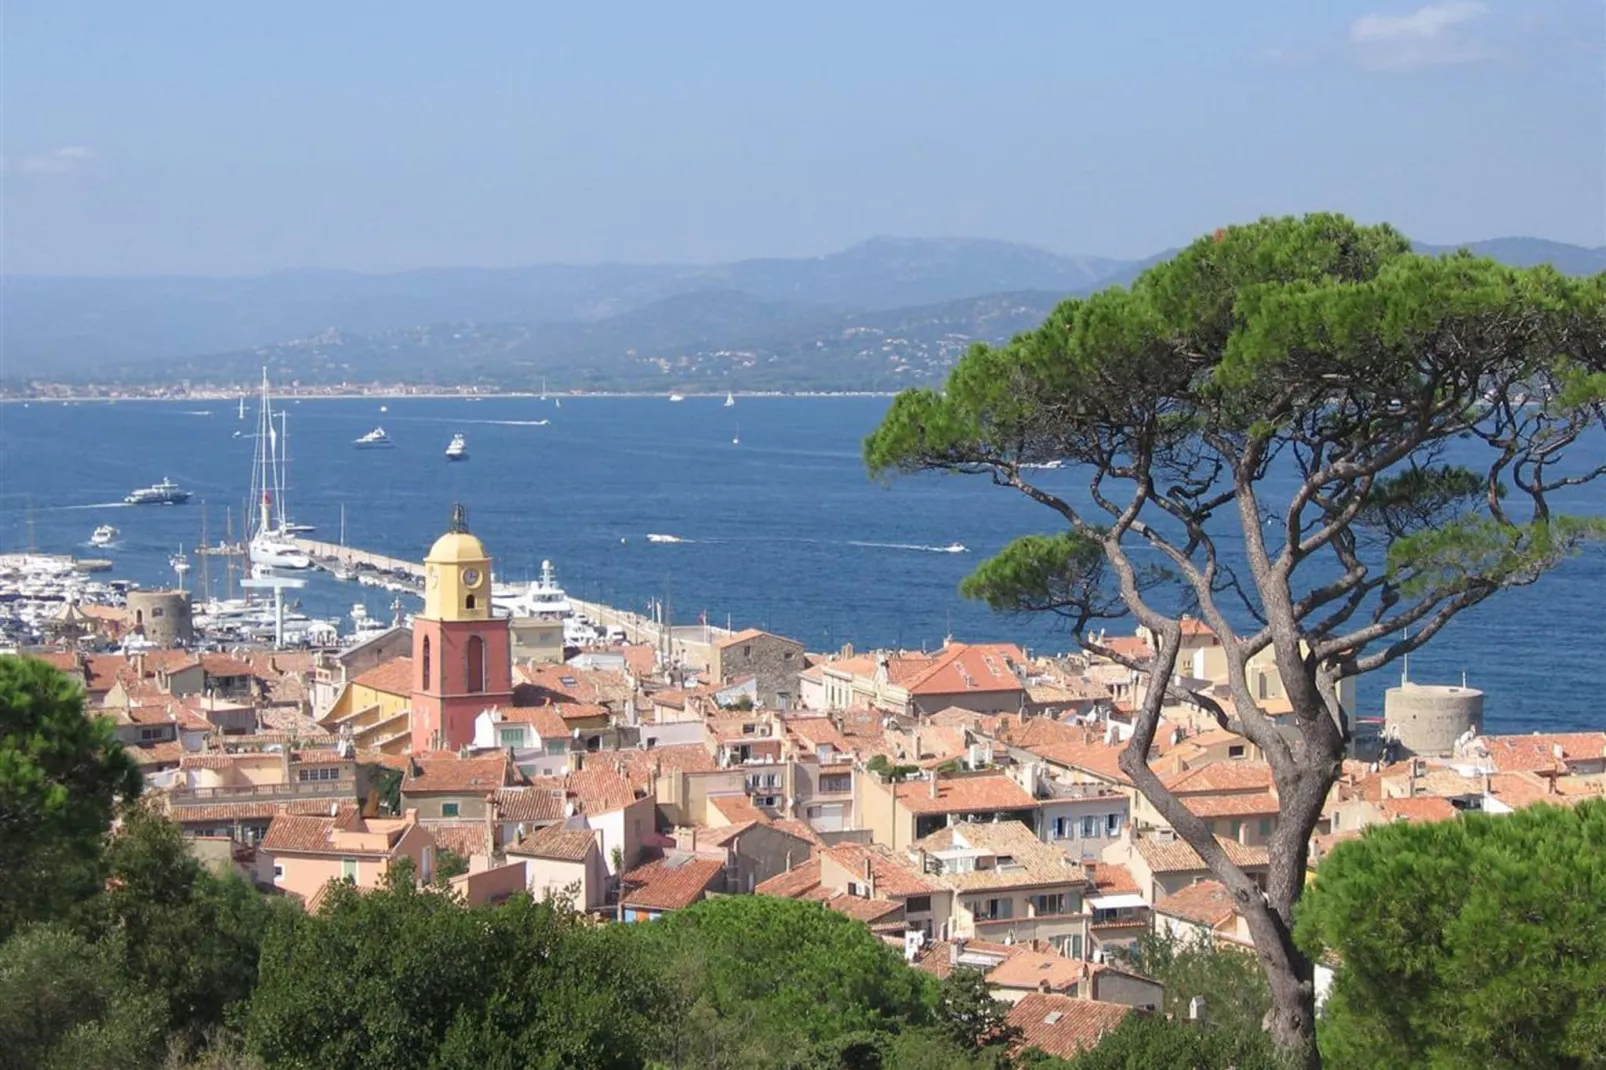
(354, 427, 395, 449)
(445, 433, 469, 461)
(125, 478, 192, 505)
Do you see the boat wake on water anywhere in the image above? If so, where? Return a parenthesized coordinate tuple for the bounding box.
(646, 533, 688, 544)
(847, 540, 968, 554)
(180, 410, 214, 416)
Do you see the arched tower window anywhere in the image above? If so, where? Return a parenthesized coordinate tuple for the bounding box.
(466, 594, 477, 611)
(422, 636, 432, 691)
(466, 635, 485, 693)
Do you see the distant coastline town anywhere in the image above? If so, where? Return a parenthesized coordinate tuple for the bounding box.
(0, 381, 896, 402)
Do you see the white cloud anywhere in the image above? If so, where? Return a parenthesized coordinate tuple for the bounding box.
(1350, 2, 1494, 69)
(10, 146, 99, 175)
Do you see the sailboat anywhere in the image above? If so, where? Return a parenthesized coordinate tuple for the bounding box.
(274, 412, 316, 533)
(237, 395, 247, 420)
(247, 370, 312, 571)
(332, 504, 356, 581)
(540, 378, 548, 402)
(725, 390, 735, 407)
(170, 546, 191, 588)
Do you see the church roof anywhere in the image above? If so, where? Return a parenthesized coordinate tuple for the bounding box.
(426, 531, 488, 564)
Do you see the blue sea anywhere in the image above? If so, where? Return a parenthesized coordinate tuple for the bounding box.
(0, 395, 1601, 737)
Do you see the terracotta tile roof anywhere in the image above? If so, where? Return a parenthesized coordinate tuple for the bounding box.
(509, 822, 598, 862)
(1154, 879, 1238, 928)
(1478, 732, 1606, 773)
(900, 643, 1027, 696)
(1135, 835, 1269, 873)
(769, 818, 826, 846)
(167, 799, 338, 823)
(497, 703, 569, 738)
(617, 743, 721, 780)
(351, 656, 414, 696)
(1026, 740, 1133, 785)
(1163, 760, 1276, 794)
(914, 821, 1091, 892)
(401, 754, 516, 795)
(517, 663, 633, 707)
(827, 842, 945, 897)
(710, 795, 770, 825)
(200, 653, 257, 678)
(714, 627, 767, 649)
(1001, 716, 1088, 749)
(429, 821, 493, 858)
(987, 948, 1084, 993)
(818, 891, 904, 924)
(130, 740, 186, 768)
(492, 785, 568, 824)
(1085, 862, 1141, 897)
(261, 808, 418, 857)
(1376, 796, 1459, 823)
(912, 938, 1019, 980)
(892, 772, 1036, 815)
(1008, 993, 1133, 1060)
(1183, 791, 1282, 818)
(261, 810, 352, 854)
(565, 766, 640, 815)
(694, 821, 757, 849)
(784, 716, 851, 751)
(755, 858, 823, 898)
(1095, 636, 1153, 661)
(619, 855, 726, 911)
(822, 653, 881, 679)
(30, 652, 82, 673)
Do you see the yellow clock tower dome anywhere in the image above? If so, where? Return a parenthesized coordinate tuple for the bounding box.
(410, 504, 512, 752)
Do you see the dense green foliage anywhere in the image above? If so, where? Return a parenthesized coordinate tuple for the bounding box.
(0, 655, 141, 939)
(1054, 1014, 1285, 1070)
(1297, 801, 1606, 1069)
(1115, 928, 1271, 1037)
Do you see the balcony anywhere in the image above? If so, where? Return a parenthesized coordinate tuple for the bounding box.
(168, 778, 356, 805)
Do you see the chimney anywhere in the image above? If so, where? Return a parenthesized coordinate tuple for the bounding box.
(929, 773, 940, 800)
(1547, 772, 1558, 796)
(572, 751, 584, 772)
(690, 827, 698, 852)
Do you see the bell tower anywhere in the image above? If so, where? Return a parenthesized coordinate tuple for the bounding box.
(410, 504, 513, 753)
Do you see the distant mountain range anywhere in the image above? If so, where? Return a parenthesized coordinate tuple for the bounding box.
(4, 235, 1601, 392)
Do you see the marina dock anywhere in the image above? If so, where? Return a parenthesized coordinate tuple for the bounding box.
(287, 538, 425, 579)
(283, 537, 737, 668)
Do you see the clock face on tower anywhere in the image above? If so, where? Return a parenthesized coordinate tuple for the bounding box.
(462, 567, 482, 588)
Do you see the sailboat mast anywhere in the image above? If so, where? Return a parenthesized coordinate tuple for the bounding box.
(200, 503, 211, 602)
(255, 369, 274, 540)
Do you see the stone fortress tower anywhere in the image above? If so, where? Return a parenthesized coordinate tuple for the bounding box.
(1383, 679, 1484, 758)
(126, 589, 194, 648)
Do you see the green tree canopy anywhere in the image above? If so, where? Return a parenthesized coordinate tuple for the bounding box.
(1115, 927, 1270, 1038)
(1297, 800, 1606, 1069)
(0, 655, 141, 938)
(644, 895, 937, 1065)
(1048, 1013, 1286, 1070)
(0, 925, 166, 1070)
(80, 803, 292, 1049)
(864, 214, 1606, 1064)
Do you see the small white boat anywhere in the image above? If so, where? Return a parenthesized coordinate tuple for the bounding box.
(733, 423, 740, 446)
(942, 543, 967, 554)
(446, 433, 469, 461)
(354, 427, 395, 449)
(669, 394, 685, 403)
(90, 524, 119, 548)
(281, 522, 316, 534)
(646, 533, 684, 544)
(725, 391, 735, 407)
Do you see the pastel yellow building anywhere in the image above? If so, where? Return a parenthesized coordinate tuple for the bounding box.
(320, 656, 414, 753)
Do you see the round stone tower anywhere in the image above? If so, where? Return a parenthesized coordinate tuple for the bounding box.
(1383, 681, 1484, 757)
(126, 589, 194, 648)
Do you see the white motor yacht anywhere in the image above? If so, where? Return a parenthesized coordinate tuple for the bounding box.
(354, 427, 395, 449)
(124, 478, 192, 505)
(90, 524, 119, 547)
(668, 393, 685, 402)
(445, 433, 469, 461)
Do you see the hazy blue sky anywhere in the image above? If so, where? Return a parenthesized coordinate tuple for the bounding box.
(5, 1, 1602, 275)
